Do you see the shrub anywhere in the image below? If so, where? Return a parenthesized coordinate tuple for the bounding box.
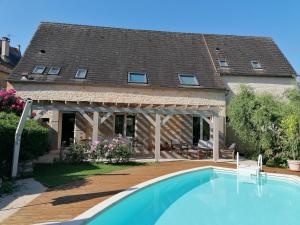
(0, 112, 48, 177)
(227, 85, 299, 167)
(65, 142, 90, 163)
(0, 89, 25, 116)
(65, 136, 133, 164)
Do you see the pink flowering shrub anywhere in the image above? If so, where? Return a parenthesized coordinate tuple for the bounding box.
(67, 135, 132, 163)
(0, 89, 25, 116)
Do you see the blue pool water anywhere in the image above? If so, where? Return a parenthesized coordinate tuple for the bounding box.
(86, 169, 300, 225)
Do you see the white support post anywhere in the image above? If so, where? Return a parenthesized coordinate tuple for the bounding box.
(92, 111, 99, 142)
(155, 114, 161, 162)
(12, 99, 33, 178)
(213, 115, 220, 162)
(200, 117, 203, 140)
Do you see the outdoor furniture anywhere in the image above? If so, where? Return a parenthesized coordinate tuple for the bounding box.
(221, 143, 237, 159)
(187, 148, 206, 159)
(198, 140, 213, 158)
(171, 139, 189, 156)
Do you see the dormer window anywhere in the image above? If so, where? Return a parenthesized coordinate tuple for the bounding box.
(219, 59, 229, 68)
(178, 74, 199, 86)
(75, 69, 88, 79)
(48, 67, 61, 75)
(128, 72, 148, 84)
(32, 66, 46, 74)
(251, 61, 262, 70)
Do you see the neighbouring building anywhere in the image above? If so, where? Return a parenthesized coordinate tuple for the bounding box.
(0, 37, 21, 88)
(7, 22, 297, 160)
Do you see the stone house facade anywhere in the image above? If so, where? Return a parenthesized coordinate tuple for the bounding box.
(7, 22, 297, 159)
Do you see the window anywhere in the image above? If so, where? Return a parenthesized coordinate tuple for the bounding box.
(178, 74, 199, 86)
(48, 67, 61, 75)
(32, 66, 46, 74)
(128, 72, 147, 84)
(114, 114, 136, 137)
(75, 69, 88, 79)
(218, 59, 229, 68)
(251, 61, 262, 70)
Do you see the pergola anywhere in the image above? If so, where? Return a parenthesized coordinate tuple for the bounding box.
(32, 100, 221, 162)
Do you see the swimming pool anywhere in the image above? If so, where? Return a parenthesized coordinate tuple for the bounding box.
(79, 168, 300, 225)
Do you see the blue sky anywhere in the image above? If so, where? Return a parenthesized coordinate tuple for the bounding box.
(0, 0, 299, 74)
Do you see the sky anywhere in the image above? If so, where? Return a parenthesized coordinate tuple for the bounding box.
(0, 0, 299, 74)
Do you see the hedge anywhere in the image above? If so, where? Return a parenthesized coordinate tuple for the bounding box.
(0, 112, 49, 177)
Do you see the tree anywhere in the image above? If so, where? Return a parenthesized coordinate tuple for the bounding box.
(227, 85, 284, 166)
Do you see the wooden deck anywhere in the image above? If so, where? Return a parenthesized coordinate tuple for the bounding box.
(1, 161, 300, 225)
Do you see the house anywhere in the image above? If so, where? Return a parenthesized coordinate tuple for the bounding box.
(7, 22, 297, 160)
(0, 37, 22, 88)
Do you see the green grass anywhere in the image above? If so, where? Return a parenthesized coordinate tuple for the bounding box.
(33, 162, 145, 187)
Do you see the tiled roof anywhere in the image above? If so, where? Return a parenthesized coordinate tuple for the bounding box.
(204, 34, 296, 77)
(8, 22, 296, 89)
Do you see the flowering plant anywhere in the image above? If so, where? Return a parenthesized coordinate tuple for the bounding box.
(92, 135, 132, 163)
(0, 89, 25, 116)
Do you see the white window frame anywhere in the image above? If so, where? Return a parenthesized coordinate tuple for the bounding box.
(48, 67, 61, 75)
(75, 69, 88, 79)
(127, 72, 148, 84)
(178, 74, 199, 86)
(251, 61, 263, 70)
(32, 66, 46, 74)
(218, 59, 229, 68)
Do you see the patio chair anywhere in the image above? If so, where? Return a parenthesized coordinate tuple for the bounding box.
(170, 139, 189, 156)
(221, 143, 237, 159)
(198, 140, 213, 158)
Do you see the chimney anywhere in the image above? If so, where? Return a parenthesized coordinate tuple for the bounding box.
(1, 37, 10, 60)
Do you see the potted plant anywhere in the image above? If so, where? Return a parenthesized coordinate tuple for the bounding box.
(287, 135, 300, 171)
(282, 114, 300, 171)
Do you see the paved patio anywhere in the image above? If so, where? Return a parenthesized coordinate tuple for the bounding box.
(1, 160, 300, 225)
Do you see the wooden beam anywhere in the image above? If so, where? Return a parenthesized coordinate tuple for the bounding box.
(161, 115, 172, 126)
(33, 102, 219, 116)
(34, 110, 46, 120)
(92, 111, 99, 142)
(79, 110, 93, 126)
(213, 115, 219, 162)
(142, 113, 156, 126)
(100, 113, 112, 124)
(155, 114, 161, 162)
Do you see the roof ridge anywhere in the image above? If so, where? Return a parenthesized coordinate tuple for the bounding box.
(40, 21, 273, 40)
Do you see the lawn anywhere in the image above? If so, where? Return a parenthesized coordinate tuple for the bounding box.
(33, 162, 145, 187)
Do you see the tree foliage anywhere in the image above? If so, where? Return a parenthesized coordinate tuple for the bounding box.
(228, 84, 300, 167)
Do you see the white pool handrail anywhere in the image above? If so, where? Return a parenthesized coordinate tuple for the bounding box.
(257, 154, 263, 172)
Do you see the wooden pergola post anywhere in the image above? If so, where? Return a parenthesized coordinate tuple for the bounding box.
(200, 116, 203, 140)
(154, 113, 161, 162)
(213, 115, 219, 162)
(92, 111, 99, 142)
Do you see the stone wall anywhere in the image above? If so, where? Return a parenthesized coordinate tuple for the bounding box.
(9, 82, 226, 151)
(8, 82, 226, 107)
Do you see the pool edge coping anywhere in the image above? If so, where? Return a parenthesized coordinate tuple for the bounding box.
(68, 166, 300, 225)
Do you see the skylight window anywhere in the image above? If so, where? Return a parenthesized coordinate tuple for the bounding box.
(75, 69, 88, 79)
(48, 67, 61, 75)
(32, 66, 46, 74)
(251, 61, 262, 70)
(128, 72, 148, 84)
(218, 59, 229, 68)
(178, 74, 199, 86)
